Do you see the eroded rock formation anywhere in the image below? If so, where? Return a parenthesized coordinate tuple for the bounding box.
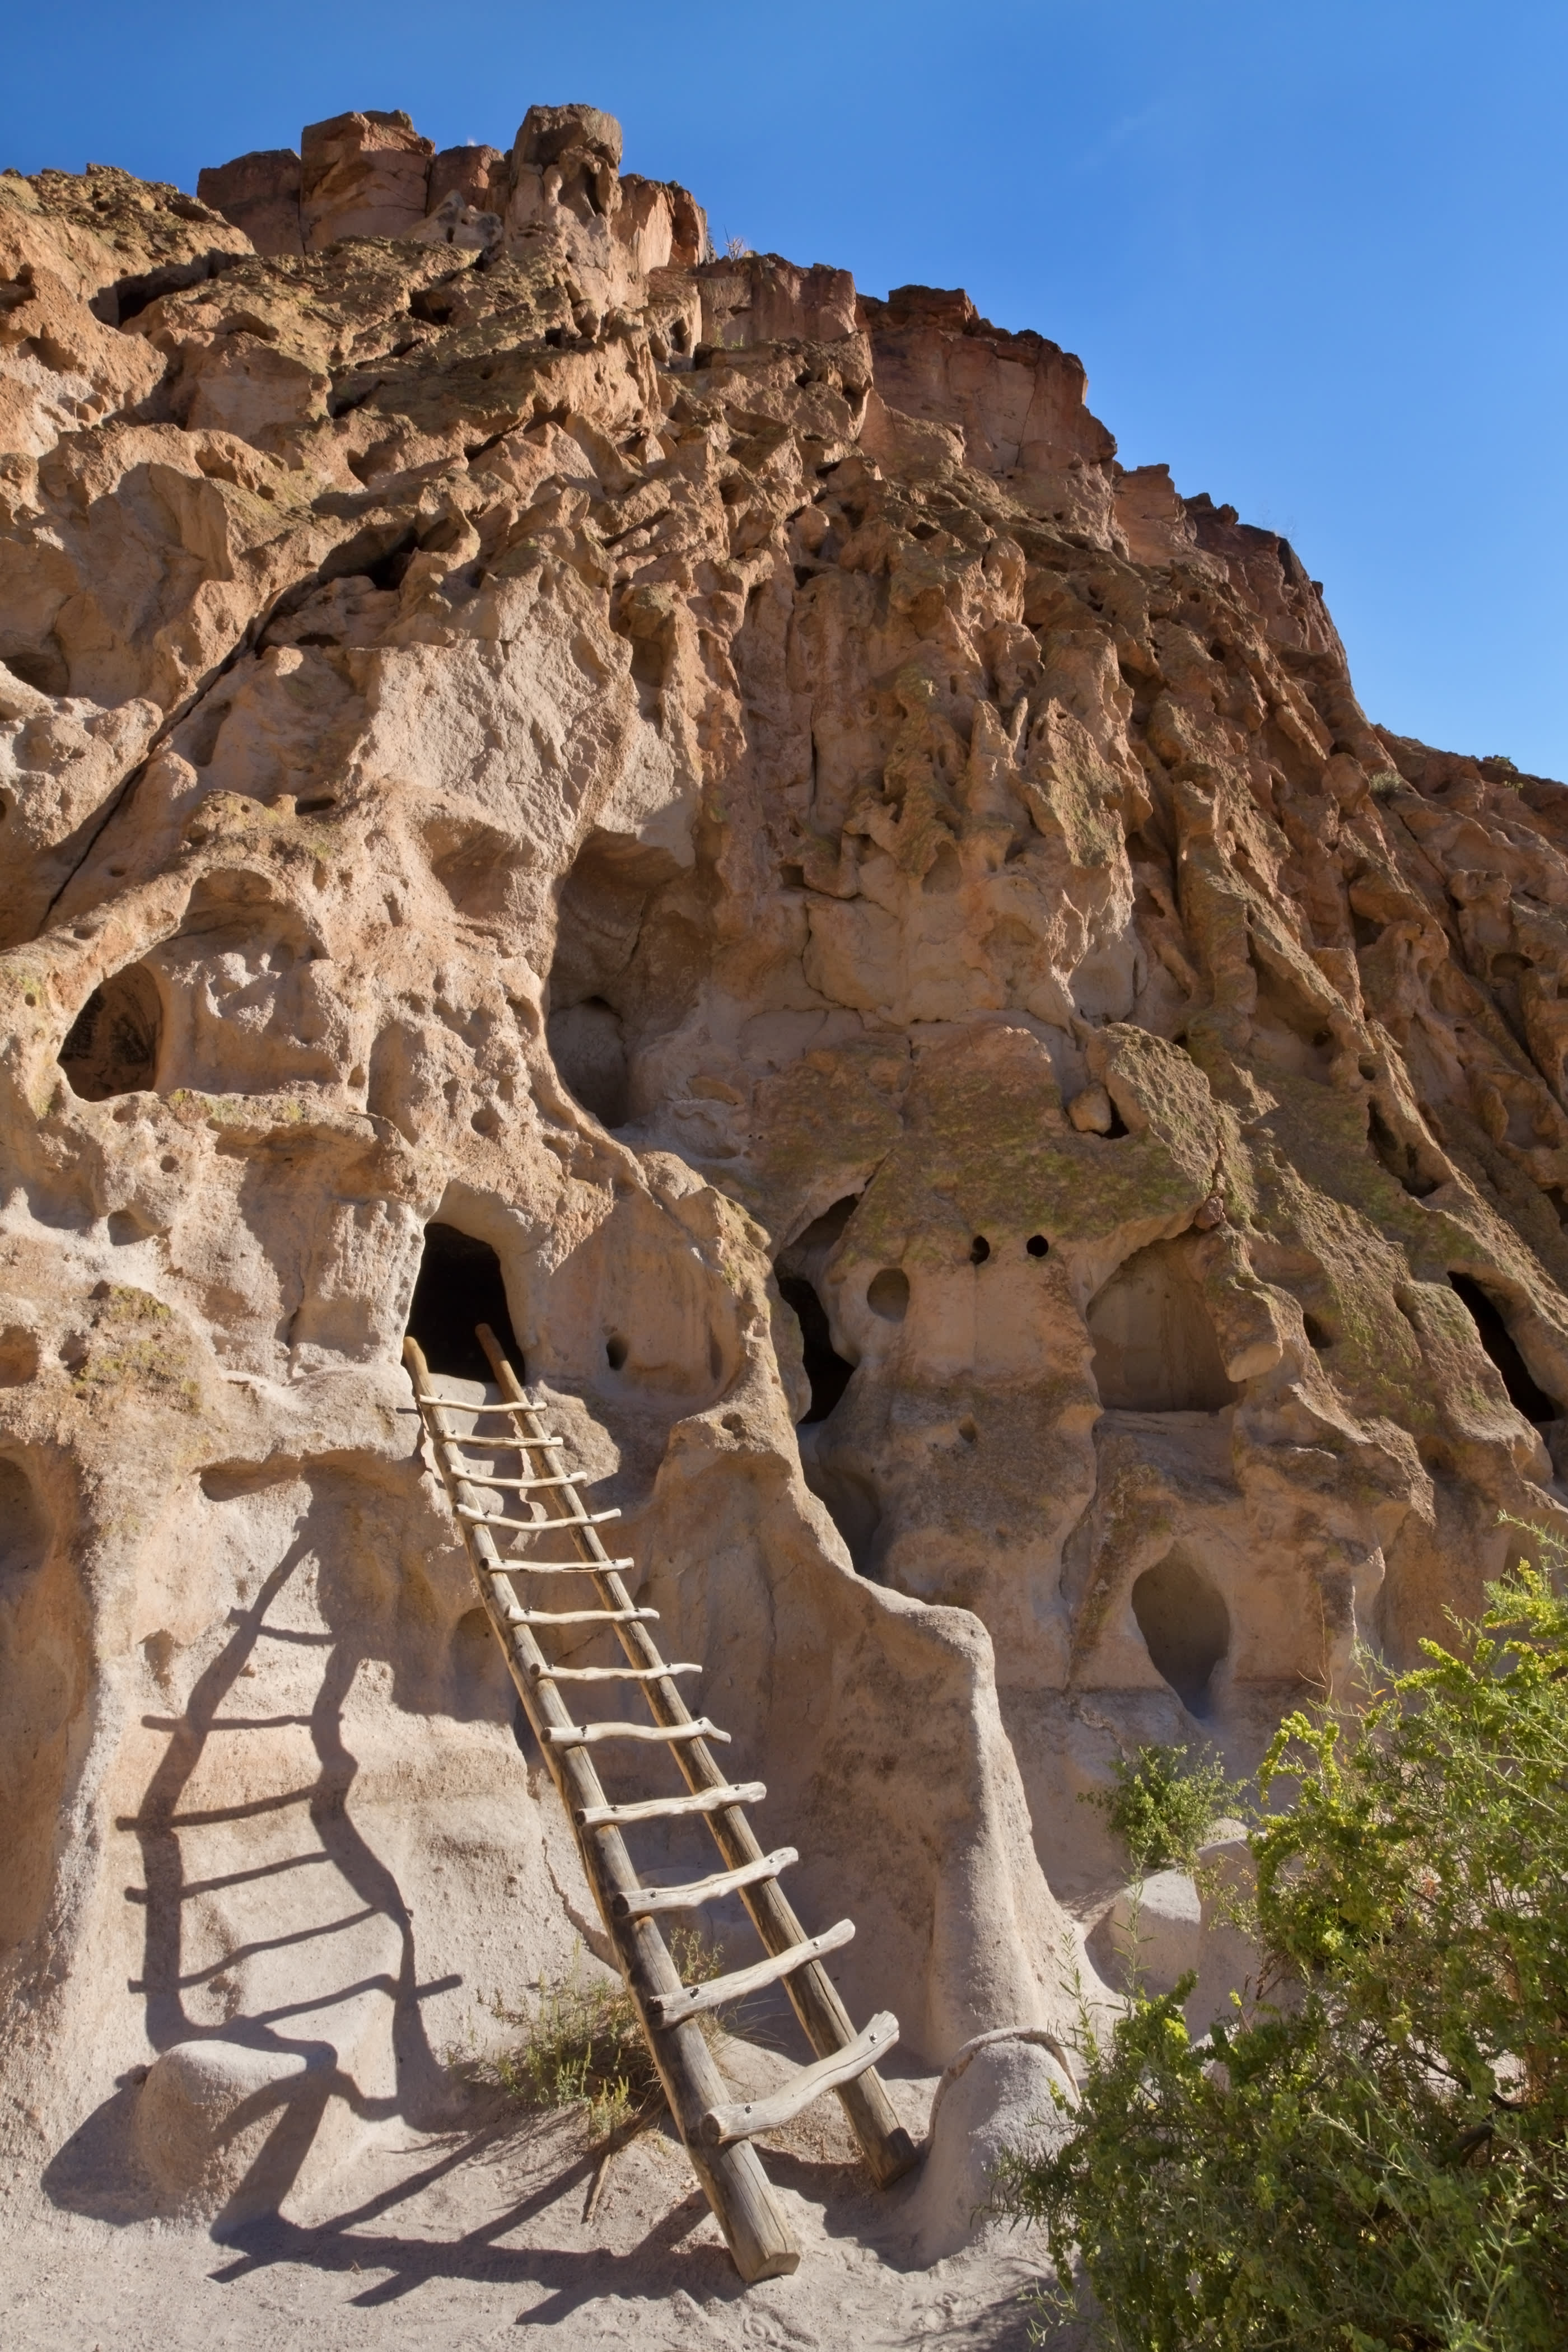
(3, 100, 1566, 2229)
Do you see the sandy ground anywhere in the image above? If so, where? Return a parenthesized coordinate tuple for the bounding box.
(0, 2056, 1079, 2352)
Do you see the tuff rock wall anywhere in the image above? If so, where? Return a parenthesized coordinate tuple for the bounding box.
(2, 100, 1567, 2225)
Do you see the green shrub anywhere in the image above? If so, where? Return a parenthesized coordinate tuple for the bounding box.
(1082, 1741, 1241, 1874)
(999, 1561, 1568, 2349)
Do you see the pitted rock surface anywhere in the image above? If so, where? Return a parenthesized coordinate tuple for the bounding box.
(2, 99, 1566, 2239)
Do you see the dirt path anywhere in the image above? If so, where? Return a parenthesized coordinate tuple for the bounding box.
(0, 2084, 1074, 2351)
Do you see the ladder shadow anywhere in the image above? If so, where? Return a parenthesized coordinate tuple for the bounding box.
(203, 2112, 728, 2311)
(47, 1519, 461, 2230)
(212, 2180, 746, 2315)
(206, 2150, 1051, 2345)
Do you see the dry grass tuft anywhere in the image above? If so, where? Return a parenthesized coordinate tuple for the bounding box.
(487, 1932, 724, 2143)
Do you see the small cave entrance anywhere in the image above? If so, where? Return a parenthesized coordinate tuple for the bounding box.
(547, 997, 629, 1128)
(1088, 1240, 1239, 1412)
(544, 828, 697, 1132)
(778, 1277, 855, 1422)
(1449, 1273, 1557, 1422)
(58, 964, 162, 1100)
(1132, 1550, 1230, 1714)
(1368, 1104, 1438, 1199)
(406, 1222, 525, 1386)
(774, 1193, 861, 1425)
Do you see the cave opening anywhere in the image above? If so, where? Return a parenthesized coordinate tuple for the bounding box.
(544, 829, 696, 1132)
(1088, 1240, 1239, 1412)
(1132, 1550, 1230, 1714)
(58, 965, 162, 1100)
(548, 997, 629, 1128)
(778, 1277, 855, 1423)
(1449, 1273, 1557, 1422)
(774, 1193, 862, 1423)
(406, 1222, 525, 1387)
(1369, 1105, 1438, 1199)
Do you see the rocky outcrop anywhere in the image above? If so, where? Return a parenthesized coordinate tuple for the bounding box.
(3, 96, 1566, 2237)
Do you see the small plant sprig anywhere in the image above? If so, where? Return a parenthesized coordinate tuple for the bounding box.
(1081, 1740, 1242, 1875)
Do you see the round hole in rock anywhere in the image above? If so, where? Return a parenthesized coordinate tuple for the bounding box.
(1026, 1234, 1049, 1258)
(866, 1267, 909, 1323)
(1131, 1551, 1230, 1715)
(58, 964, 162, 1100)
(969, 1235, 991, 1266)
(405, 1222, 525, 1386)
(605, 1334, 628, 1372)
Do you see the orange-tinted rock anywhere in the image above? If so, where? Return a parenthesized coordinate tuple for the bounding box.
(195, 147, 304, 258)
(428, 142, 508, 215)
(300, 108, 433, 249)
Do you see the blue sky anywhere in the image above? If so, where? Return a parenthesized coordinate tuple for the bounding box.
(6, 2, 1565, 774)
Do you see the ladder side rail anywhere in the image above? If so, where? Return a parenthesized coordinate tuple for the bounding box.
(473, 1328, 918, 2187)
(403, 1338, 799, 2283)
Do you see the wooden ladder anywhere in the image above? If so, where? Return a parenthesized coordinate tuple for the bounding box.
(403, 1325, 918, 2281)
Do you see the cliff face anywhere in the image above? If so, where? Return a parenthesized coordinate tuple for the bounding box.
(3, 103, 1567, 2220)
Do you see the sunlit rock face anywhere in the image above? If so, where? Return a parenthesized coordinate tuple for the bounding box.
(3, 100, 1567, 2220)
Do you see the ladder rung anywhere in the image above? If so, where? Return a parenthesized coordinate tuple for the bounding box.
(492, 1562, 616, 1581)
(456, 1505, 622, 1530)
(421, 1398, 550, 1419)
(516, 1605, 659, 1626)
(532, 1661, 700, 1683)
(451, 1446, 576, 1466)
(699, 2011, 899, 2147)
(422, 1415, 566, 1447)
(648, 1920, 856, 2028)
(447, 1470, 590, 1490)
(544, 1716, 730, 1749)
(576, 1780, 766, 1829)
(614, 1846, 799, 1920)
